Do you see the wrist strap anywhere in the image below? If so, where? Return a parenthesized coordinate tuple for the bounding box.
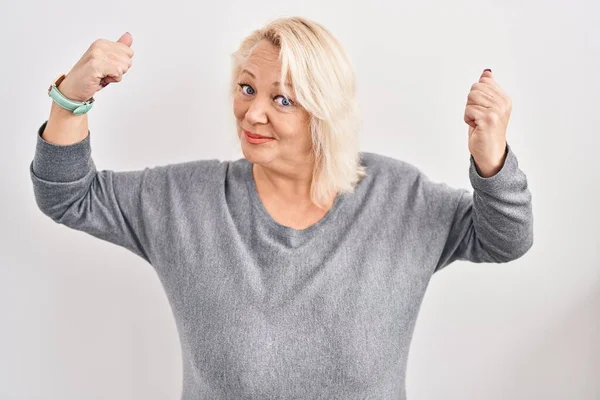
(48, 74, 95, 115)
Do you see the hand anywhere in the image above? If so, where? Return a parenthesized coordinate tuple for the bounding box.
(57, 32, 135, 102)
(464, 69, 511, 177)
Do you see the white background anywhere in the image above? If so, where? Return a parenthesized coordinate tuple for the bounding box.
(1, 0, 598, 398)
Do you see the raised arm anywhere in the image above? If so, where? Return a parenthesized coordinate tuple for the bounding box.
(30, 119, 155, 264)
(434, 143, 533, 272)
(30, 32, 154, 262)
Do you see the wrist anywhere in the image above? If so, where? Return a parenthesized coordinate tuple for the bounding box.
(474, 161, 502, 178)
(50, 99, 87, 118)
(48, 73, 95, 115)
(56, 77, 84, 102)
(472, 148, 508, 178)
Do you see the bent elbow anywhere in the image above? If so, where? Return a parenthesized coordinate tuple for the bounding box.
(494, 232, 534, 263)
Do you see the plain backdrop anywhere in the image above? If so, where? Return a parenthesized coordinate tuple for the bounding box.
(1, 0, 598, 399)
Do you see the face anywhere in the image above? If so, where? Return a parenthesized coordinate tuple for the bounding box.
(233, 40, 313, 172)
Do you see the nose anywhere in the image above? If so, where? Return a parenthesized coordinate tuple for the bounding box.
(245, 96, 269, 125)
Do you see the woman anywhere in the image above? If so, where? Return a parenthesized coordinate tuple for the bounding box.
(31, 16, 533, 400)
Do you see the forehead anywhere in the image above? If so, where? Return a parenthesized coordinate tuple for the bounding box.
(248, 40, 280, 62)
(241, 41, 282, 75)
(239, 40, 296, 94)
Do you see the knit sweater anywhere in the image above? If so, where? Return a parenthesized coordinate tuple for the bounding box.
(30, 120, 533, 399)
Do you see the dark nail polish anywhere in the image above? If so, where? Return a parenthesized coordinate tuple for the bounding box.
(484, 68, 492, 73)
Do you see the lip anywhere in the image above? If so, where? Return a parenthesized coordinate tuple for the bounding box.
(243, 129, 273, 139)
(244, 131, 275, 145)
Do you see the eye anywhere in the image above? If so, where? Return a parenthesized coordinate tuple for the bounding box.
(275, 95, 294, 107)
(238, 83, 294, 107)
(238, 83, 255, 95)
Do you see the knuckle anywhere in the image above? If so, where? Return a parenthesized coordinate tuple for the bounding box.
(90, 58, 104, 70)
(92, 38, 108, 48)
(115, 43, 134, 57)
(487, 112, 499, 124)
(89, 48, 104, 60)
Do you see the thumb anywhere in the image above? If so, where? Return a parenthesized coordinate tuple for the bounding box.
(116, 31, 133, 47)
(480, 68, 493, 80)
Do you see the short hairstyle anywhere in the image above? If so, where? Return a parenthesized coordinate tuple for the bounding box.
(230, 16, 367, 209)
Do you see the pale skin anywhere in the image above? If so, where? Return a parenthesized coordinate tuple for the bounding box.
(465, 69, 511, 178)
(234, 42, 512, 229)
(233, 40, 333, 230)
(43, 31, 510, 230)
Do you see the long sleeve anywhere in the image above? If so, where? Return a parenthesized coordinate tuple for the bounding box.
(434, 143, 534, 272)
(29, 120, 154, 265)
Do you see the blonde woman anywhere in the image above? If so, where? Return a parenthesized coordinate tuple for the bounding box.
(31, 16, 533, 400)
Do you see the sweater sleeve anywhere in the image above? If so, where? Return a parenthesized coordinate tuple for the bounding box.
(434, 143, 534, 272)
(29, 120, 154, 265)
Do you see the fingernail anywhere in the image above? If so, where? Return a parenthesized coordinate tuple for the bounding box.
(484, 68, 492, 73)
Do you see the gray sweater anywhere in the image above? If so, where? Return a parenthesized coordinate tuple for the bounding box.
(30, 120, 533, 399)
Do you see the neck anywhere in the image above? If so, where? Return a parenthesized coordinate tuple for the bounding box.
(253, 163, 315, 207)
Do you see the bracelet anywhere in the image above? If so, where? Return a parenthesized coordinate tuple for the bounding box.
(47, 73, 95, 115)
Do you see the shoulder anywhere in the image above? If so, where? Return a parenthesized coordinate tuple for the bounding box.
(359, 151, 423, 185)
(359, 151, 466, 204)
(130, 159, 229, 198)
(147, 158, 226, 179)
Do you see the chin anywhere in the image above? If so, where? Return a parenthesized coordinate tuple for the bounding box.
(240, 144, 275, 166)
(239, 132, 276, 161)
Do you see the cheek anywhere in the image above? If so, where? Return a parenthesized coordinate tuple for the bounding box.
(232, 98, 246, 120)
(291, 116, 311, 137)
(271, 118, 309, 141)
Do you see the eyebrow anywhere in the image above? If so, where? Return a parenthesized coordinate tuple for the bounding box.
(240, 69, 293, 88)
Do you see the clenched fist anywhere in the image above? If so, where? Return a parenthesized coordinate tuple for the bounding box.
(58, 32, 135, 102)
(464, 69, 511, 178)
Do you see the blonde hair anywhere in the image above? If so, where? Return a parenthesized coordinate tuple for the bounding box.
(230, 16, 367, 210)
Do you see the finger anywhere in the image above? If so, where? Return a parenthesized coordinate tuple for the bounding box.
(103, 62, 126, 83)
(478, 72, 506, 97)
(106, 73, 123, 83)
(480, 78, 506, 99)
(117, 32, 133, 47)
(115, 32, 135, 57)
(464, 104, 487, 127)
(471, 81, 503, 100)
(117, 43, 135, 58)
(115, 53, 133, 71)
(480, 70, 502, 89)
(471, 82, 510, 110)
(467, 89, 494, 108)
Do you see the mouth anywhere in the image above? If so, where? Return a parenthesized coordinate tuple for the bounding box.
(243, 129, 273, 139)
